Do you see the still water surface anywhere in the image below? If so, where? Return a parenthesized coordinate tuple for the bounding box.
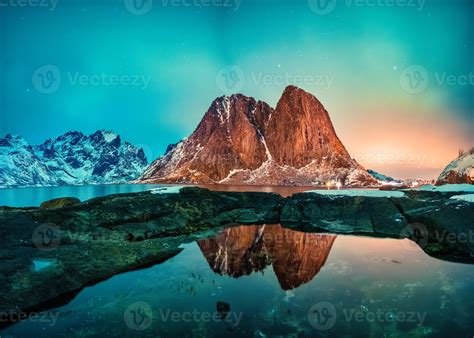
(1, 224, 473, 337)
(0, 184, 320, 207)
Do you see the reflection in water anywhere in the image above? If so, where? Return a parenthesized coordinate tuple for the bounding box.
(198, 224, 336, 290)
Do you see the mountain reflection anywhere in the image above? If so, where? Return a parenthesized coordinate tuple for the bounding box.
(197, 224, 336, 290)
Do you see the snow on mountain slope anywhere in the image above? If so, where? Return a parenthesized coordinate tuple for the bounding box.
(0, 130, 148, 188)
(436, 150, 474, 185)
(367, 169, 401, 184)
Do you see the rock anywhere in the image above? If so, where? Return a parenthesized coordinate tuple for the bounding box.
(391, 194, 474, 261)
(138, 86, 377, 187)
(39, 197, 81, 210)
(280, 192, 408, 235)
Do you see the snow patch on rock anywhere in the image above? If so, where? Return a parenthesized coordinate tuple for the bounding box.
(450, 194, 474, 203)
(149, 186, 184, 194)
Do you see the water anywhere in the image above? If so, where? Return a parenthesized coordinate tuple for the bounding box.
(0, 184, 320, 207)
(0, 184, 164, 207)
(2, 224, 473, 337)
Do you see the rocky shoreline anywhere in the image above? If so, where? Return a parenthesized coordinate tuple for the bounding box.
(0, 187, 473, 326)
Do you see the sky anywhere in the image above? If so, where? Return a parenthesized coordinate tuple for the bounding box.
(0, 0, 472, 179)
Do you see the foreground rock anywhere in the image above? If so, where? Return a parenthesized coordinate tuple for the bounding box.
(39, 197, 81, 210)
(0, 187, 472, 325)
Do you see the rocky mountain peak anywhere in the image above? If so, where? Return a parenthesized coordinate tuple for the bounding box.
(265, 85, 350, 169)
(139, 86, 377, 186)
(0, 134, 28, 147)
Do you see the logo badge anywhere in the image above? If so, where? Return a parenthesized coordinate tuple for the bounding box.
(124, 302, 153, 330)
(216, 65, 245, 95)
(32, 65, 61, 94)
(400, 65, 429, 94)
(32, 223, 61, 251)
(308, 0, 337, 15)
(308, 301, 337, 330)
(124, 0, 153, 15)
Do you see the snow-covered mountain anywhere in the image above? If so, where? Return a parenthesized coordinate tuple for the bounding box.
(367, 169, 402, 184)
(0, 135, 58, 188)
(436, 149, 474, 185)
(0, 130, 148, 188)
(138, 86, 377, 187)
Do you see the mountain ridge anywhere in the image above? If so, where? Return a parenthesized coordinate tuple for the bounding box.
(0, 130, 148, 188)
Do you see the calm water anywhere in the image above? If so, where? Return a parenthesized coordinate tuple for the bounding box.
(0, 184, 320, 207)
(2, 224, 473, 337)
(0, 184, 164, 207)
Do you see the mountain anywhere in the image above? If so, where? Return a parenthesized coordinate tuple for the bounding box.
(198, 224, 336, 290)
(0, 130, 148, 188)
(0, 135, 58, 188)
(436, 148, 474, 185)
(367, 169, 401, 184)
(139, 86, 377, 186)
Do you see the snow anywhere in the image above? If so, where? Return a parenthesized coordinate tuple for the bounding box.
(215, 96, 231, 125)
(251, 107, 273, 161)
(367, 169, 401, 183)
(149, 186, 184, 194)
(223, 96, 231, 123)
(306, 189, 406, 198)
(450, 194, 474, 203)
(415, 184, 474, 193)
(102, 131, 118, 143)
(218, 168, 246, 183)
